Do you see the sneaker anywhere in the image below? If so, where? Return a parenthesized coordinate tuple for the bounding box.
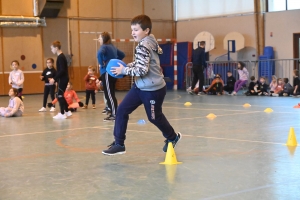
(102, 142, 126, 155)
(188, 91, 196, 95)
(92, 104, 96, 109)
(65, 111, 72, 117)
(50, 107, 56, 112)
(163, 132, 182, 152)
(39, 107, 47, 112)
(103, 115, 115, 122)
(53, 113, 67, 119)
(102, 107, 110, 114)
(82, 105, 88, 109)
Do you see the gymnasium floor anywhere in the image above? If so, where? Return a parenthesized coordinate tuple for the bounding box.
(0, 90, 300, 200)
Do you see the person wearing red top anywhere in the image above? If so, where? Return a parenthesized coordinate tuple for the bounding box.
(49, 82, 83, 112)
(83, 66, 98, 109)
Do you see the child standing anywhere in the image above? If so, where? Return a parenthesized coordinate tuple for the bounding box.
(102, 15, 181, 155)
(0, 88, 24, 117)
(39, 58, 57, 112)
(97, 32, 125, 121)
(49, 40, 71, 119)
(49, 82, 83, 112)
(282, 78, 293, 96)
(232, 62, 249, 95)
(8, 60, 24, 101)
(223, 71, 236, 94)
(83, 66, 98, 109)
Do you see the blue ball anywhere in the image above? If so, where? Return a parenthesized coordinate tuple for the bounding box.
(106, 59, 127, 78)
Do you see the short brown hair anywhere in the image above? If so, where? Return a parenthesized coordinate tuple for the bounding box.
(283, 78, 289, 83)
(46, 58, 54, 63)
(88, 66, 96, 72)
(250, 76, 255, 81)
(101, 32, 112, 44)
(11, 60, 19, 65)
(131, 15, 152, 35)
(52, 40, 61, 50)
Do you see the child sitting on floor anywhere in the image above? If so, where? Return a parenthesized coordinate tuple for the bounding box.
(48, 82, 83, 112)
(223, 71, 236, 94)
(257, 77, 269, 96)
(0, 88, 24, 117)
(204, 74, 224, 95)
(271, 78, 284, 97)
(245, 76, 259, 96)
(269, 75, 277, 95)
(282, 78, 293, 96)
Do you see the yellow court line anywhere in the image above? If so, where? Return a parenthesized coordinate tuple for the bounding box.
(0, 126, 109, 138)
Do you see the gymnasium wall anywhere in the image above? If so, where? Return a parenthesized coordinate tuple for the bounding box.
(176, 15, 257, 61)
(0, 0, 175, 95)
(265, 9, 300, 59)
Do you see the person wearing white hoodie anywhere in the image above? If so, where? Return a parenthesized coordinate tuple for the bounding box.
(8, 60, 24, 101)
(102, 15, 181, 156)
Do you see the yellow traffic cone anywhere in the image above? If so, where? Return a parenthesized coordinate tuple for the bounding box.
(160, 142, 182, 165)
(184, 102, 192, 106)
(286, 127, 298, 147)
(206, 113, 217, 119)
(243, 103, 251, 108)
(264, 108, 273, 113)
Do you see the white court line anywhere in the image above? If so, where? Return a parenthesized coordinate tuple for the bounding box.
(164, 100, 300, 108)
(0, 126, 110, 138)
(126, 130, 285, 146)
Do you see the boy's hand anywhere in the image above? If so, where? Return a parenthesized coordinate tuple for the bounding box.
(111, 63, 125, 76)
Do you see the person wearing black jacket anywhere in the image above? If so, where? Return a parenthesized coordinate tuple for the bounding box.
(39, 58, 57, 112)
(223, 71, 236, 94)
(245, 76, 259, 96)
(190, 41, 206, 95)
(49, 40, 71, 119)
(257, 77, 269, 96)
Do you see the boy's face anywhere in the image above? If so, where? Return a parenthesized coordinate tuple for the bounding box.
(51, 45, 58, 55)
(227, 72, 232, 77)
(260, 78, 265, 83)
(131, 24, 149, 42)
(11, 62, 18, 70)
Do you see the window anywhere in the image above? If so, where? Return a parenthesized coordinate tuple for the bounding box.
(175, 0, 254, 21)
(268, 0, 300, 12)
(268, 0, 286, 12)
(287, 0, 300, 10)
